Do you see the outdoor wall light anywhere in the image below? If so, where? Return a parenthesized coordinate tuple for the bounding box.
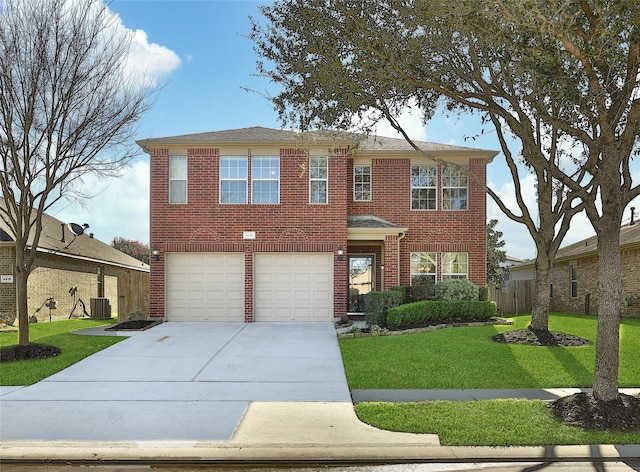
(337, 246, 344, 261)
(152, 247, 159, 261)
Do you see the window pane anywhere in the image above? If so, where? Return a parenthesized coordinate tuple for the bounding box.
(411, 165, 437, 209)
(252, 180, 279, 204)
(442, 165, 467, 210)
(220, 180, 247, 203)
(354, 165, 371, 201)
(169, 156, 187, 178)
(169, 180, 187, 204)
(310, 180, 327, 204)
(442, 252, 468, 278)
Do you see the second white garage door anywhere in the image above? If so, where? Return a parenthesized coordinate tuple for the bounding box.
(254, 253, 333, 321)
(166, 253, 244, 321)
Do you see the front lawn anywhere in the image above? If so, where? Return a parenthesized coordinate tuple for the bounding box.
(340, 313, 640, 389)
(0, 319, 122, 386)
(342, 313, 640, 445)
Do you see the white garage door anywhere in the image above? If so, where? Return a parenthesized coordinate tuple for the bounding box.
(166, 253, 244, 321)
(254, 253, 333, 321)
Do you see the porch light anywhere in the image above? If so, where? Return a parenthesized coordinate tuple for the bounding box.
(152, 247, 159, 261)
(337, 247, 344, 261)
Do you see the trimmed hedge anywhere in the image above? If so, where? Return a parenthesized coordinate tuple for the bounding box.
(434, 279, 479, 301)
(390, 285, 434, 303)
(364, 290, 404, 328)
(386, 300, 497, 330)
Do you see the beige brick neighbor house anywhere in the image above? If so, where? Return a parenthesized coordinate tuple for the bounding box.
(0, 200, 150, 324)
(509, 221, 640, 317)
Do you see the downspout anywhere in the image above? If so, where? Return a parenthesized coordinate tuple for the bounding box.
(397, 231, 407, 288)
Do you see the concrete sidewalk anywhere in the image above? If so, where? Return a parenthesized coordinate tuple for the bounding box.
(1, 321, 639, 466)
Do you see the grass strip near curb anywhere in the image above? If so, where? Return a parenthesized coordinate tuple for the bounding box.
(0, 319, 122, 386)
(355, 399, 640, 446)
(340, 313, 640, 389)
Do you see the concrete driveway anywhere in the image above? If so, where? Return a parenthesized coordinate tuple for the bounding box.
(0, 322, 352, 441)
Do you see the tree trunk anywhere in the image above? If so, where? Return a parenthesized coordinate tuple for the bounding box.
(16, 262, 30, 346)
(529, 244, 553, 332)
(592, 226, 623, 401)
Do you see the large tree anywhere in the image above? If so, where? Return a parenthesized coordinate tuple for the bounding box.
(112, 237, 150, 265)
(0, 0, 153, 345)
(251, 0, 640, 401)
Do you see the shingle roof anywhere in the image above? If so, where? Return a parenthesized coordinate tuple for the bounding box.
(512, 222, 640, 268)
(137, 126, 498, 158)
(0, 199, 149, 272)
(347, 215, 404, 229)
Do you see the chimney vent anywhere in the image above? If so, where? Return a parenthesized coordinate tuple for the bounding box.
(89, 233, 94, 239)
(631, 207, 636, 226)
(61, 223, 66, 243)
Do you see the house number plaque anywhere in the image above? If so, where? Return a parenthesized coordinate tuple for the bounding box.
(1, 275, 14, 283)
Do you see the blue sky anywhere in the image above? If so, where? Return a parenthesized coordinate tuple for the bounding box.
(49, 0, 639, 260)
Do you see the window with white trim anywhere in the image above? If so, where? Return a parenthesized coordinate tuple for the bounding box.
(220, 156, 248, 204)
(310, 156, 328, 204)
(354, 164, 371, 201)
(442, 252, 468, 279)
(570, 265, 578, 298)
(252, 156, 280, 204)
(442, 165, 468, 210)
(169, 156, 187, 204)
(411, 165, 437, 210)
(410, 252, 437, 286)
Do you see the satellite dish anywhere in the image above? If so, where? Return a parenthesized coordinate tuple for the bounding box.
(68, 223, 89, 236)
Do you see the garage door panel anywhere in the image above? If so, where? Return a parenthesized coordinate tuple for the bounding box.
(166, 253, 244, 322)
(254, 253, 333, 321)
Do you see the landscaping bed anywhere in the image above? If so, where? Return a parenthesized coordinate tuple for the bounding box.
(105, 320, 161, 331)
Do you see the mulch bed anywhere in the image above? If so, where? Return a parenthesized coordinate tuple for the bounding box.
(492, 328, 589, 346)
(105, 320, 161, 331)
(0, 343, 61, 363)
(550, 392, 640, 431)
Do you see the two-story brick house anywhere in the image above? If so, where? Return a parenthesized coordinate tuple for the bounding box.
(138, 127, 497, 322)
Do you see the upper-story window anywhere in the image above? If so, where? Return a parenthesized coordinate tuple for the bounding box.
(310, 156, 328, 204)
(220, 156, 248, 203)
(411, 165, 437, 210)
(442, 165, 468, 210)
(354, 164, 371, 201)
(252, 156, 280, 204)
(169, 156, 187, 204)
(442, 252, 468, 279)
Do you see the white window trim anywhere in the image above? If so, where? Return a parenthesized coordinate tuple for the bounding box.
(442, 165, 468, 211)
(309, 156, 329, 204)
(354, 164, 372, 201)
(410, 252, 437, 285)
(168, 156, 187, 204)
(251, 156, 280, 204)
(441, 252, 469, 279)
(411, 165, 438, 210)
(219, 156, 248, 204)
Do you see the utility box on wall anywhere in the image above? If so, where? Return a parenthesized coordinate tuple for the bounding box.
(90, 297, 112, 320)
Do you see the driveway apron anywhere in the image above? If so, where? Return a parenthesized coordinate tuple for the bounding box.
(0, 322, 351, 441)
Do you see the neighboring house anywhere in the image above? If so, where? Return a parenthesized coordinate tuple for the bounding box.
(138, 126, 498, 322)
(0, 201, 150, 324)
(501, 254, 525, 281)
(508, 221, 640, 316)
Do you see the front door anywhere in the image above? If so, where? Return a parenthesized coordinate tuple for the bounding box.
(348, 255, 374, 312)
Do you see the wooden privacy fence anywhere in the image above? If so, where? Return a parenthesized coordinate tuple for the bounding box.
(489, 279, 534, 315)
(117, 270, 150, 320)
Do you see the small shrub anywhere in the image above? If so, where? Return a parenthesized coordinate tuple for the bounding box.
(387, 300, 497, 329)
(364, 290, 403, 328)
(434, 279, 479, 301)
(127, 310, 146, 321)
(478, 286, 489, 301)
(391, 284, 434, 303)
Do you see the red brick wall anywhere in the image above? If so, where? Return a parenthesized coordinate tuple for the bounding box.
(149, 147, 349, 320)
(348, 157, 487, 287)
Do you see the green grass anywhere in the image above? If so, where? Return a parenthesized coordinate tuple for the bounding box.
(343, 313, 640, 445)
(355, 400, 640, 446)
(0, 318, 123, 386)
(340, 313, 640, 389)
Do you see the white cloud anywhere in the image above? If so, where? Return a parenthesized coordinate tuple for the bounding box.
(107, 8, 181, 88)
